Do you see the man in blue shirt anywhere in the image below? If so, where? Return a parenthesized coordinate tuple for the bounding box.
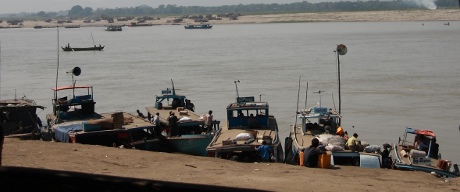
(257, 141, 272, 162)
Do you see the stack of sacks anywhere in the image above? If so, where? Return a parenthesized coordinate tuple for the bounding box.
(316, 134, 346, 151)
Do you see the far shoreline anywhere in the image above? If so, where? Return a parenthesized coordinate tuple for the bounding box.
(1, 9, 459, 29)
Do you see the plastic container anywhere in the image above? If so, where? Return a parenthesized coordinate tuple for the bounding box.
(299, 150, 304, 166)
(318, 154, 331, 168)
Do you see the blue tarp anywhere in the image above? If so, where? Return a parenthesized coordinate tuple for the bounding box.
(54, 123, 83, 143)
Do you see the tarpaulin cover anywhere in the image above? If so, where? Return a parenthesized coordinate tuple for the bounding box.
(54, 123, 83, 143)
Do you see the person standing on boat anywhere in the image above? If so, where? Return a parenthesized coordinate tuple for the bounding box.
(152, 112, 162, 137)
(168, 111, 178, 137)
(346, 133, 361, 152)
(205, 110, 213, 131)
(303, 138, 325, 167)
(257, 140, 272, 162)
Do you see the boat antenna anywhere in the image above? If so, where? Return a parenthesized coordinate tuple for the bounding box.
(171, 79, 175, 95)
(234, 80, 240, 101)
(294, 76, 302, 135)
(314, 90, 324, 107)
(332, 93, 337, 112)
(304, 82, 308, 109)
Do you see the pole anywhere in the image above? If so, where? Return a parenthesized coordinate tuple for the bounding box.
(337, 50, 341, 126)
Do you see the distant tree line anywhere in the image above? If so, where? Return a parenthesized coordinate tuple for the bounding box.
(1, 0, 459, 20)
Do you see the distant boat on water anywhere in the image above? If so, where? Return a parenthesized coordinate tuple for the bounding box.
(106, 25, 122, 31)
(128, 22, 155, 27)
(64, 25, 80, 28)
(184, 24, 212, 29)
(61, 43, 104, 51)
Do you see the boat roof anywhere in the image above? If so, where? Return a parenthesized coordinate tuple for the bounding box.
(405, 127, 436, 137)
(297, 107, 341, 119)
(0, 98, 45, 109)
(52, 85, 93, 91)
(226, 101, 268, 110)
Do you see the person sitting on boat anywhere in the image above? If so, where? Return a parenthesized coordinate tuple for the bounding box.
(303, 138, 326, 168)
(346, 133, 361, 152)
(256, 140, 272, 162)
(414, 135, 429, 152)
(248, 113, 259, 129)
(185, 99, 195, 112)
(136, 109, 146, 119)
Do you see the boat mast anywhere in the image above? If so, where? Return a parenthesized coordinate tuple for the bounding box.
(54, 27, 60, 115)
(171, 79, 175, 95)
(335, 44, 347, 126)
(91, 32, 96, 46)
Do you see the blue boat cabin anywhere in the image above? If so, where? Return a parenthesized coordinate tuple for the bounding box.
(226, 97, 269, 129)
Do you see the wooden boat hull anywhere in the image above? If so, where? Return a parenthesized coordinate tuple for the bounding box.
(168, 134, 213, 156)
(391, 144, 458, 178)
(0, 98, 44, 137)
(61, 46, 104, 51)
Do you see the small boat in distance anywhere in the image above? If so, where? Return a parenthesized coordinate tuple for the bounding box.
(64, 25, 80, 28)
(184, 24, 212, 29)
(106, 25, 122, 31)
(128, 22, 155, 27)
(61, 43, 104, 51)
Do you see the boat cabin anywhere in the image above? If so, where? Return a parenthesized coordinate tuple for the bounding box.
(52, 85, 97, 121)
(226, 96, 270, 130)
(298, 107, 341, 135)
(399, 127, 439, 159)
(0, 98, 45, 135)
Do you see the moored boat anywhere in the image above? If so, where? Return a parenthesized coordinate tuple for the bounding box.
(0, 97, 45, 138)
(286, 99, 381, 167)
(42, 67, 156, 148)
(184, 24, 212, 29)
(106, 25, 122, 31)
(390, 127, 459, 177)
(206, 82, 283, 162)
(61, 43, 104, 51)
(145, 79, 220, 156)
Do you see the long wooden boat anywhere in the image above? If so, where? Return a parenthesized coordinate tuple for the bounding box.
(145, 79, 220, 156)
(184, 24, 212, 29)
(61, 44, 104, 51)
(207, 92, 284, 163)
(390, 127, 459, 178)
(0, 97, 44, 138)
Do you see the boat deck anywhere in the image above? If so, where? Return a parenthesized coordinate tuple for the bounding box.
(291, 124, 379, 157)
(208, 116, 278, 152)
(145, 106, 202, 124)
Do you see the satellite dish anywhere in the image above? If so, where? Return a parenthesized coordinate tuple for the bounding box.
(70, 66, 81, 76)
(336, 44, 347, 55)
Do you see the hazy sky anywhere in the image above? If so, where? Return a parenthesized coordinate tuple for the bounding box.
(1, 0, 339, 14)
